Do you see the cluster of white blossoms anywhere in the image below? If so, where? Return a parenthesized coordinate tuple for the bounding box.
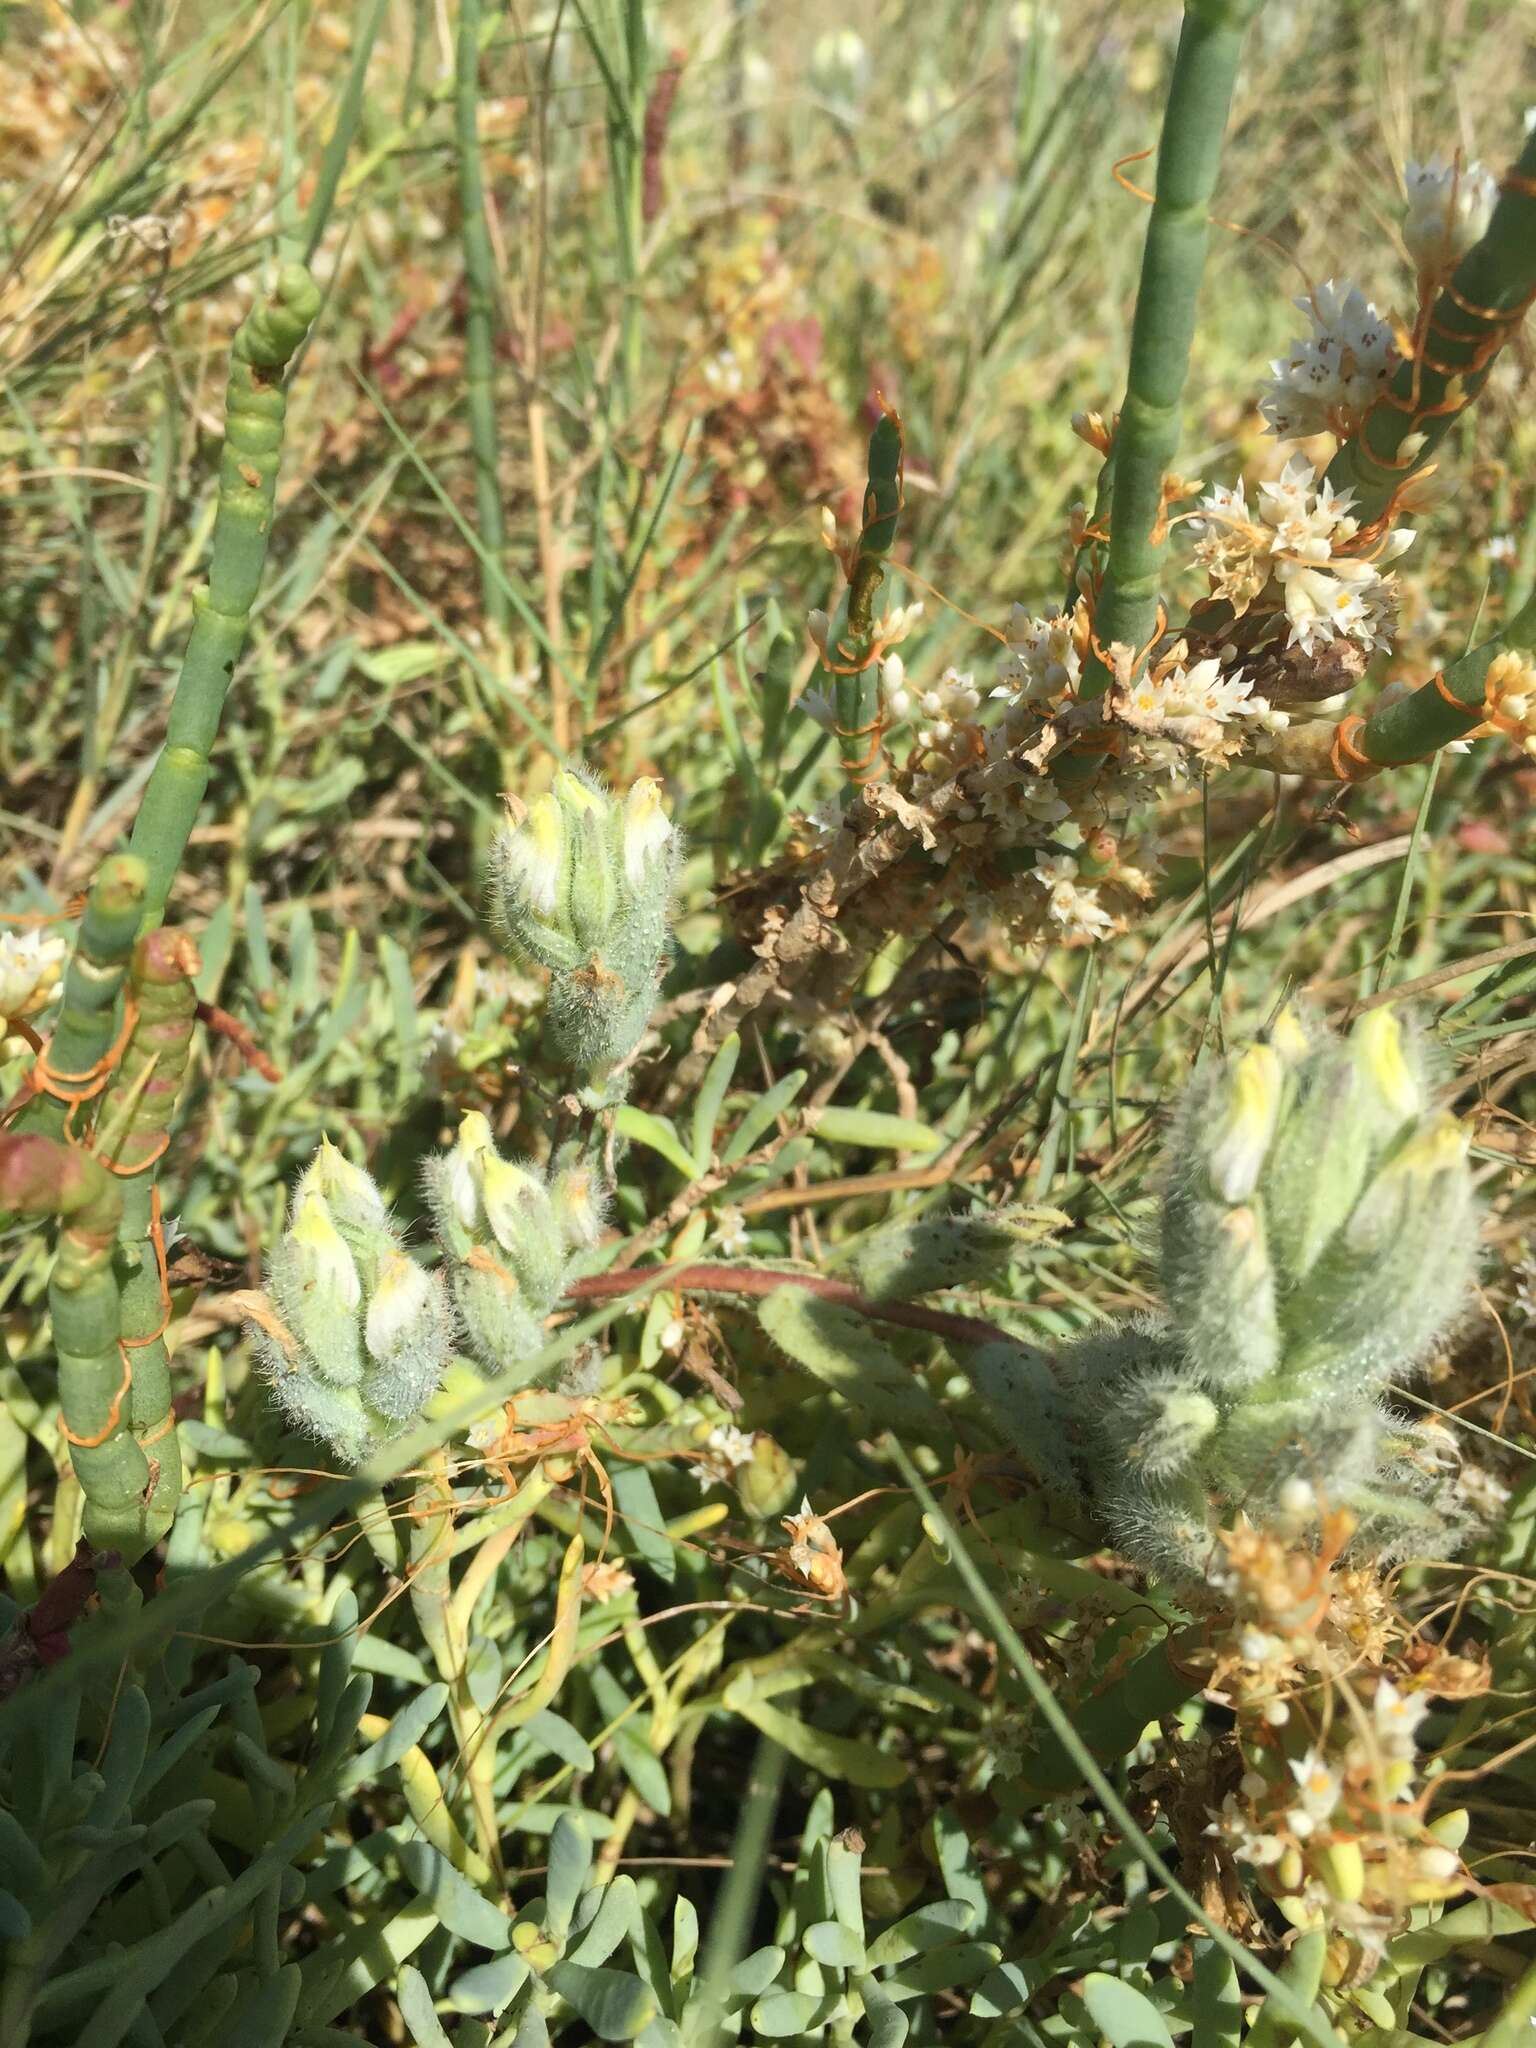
(1195, 1518, 1477, 1969)
(1404, 155, 1499, 276)
(879, 655, 982, 746)
(1029, 853, 1116, 941)
(1259, 279, 1398, 441)
(1188, 455, 1413, 657)
(993, 605, 1082, 709)
(692, 1423, 756, 1490)
(0, 928, 67, 1023)
(1119, 653, 1287, 735)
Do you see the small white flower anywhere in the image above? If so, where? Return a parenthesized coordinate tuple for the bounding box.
(693, 1423, 757, 1488)
(1371, 1679, 1431, 1760)
(659, 1316, 687, 1356)
(1260, 279, 1398, 440)
(467, 1411, 506, 1452)
(798, 685, 837, 730)
(1031, 854, 1116, 941)
(1287, 1750, 1343, 1826)
(992, 608, 1081, 707)
(1405, 156, 1498, 274)
(0, 928, 67, 1021)
(714, 1204, 750, 1255)
(702, 349, 745, 396)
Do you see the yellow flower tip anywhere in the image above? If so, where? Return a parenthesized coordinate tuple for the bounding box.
(622, 777, 674, 885)
(455, 1109, 495, 1153)
(477, 1150, 542, 1252)
(1351, 1006, 1420, 1120)
(1209, 1043, 1283, 1201)
(1268, 1003, 1310, 1065)
(291, 1190, 362, 1307)
(1393, 1113, 1470, 1183)
(553, 767, 604, 816)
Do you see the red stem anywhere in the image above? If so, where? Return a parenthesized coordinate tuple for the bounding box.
(564, 1261, 1014, 1349)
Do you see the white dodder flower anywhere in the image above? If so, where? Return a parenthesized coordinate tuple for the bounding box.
(1031, 854, 1116, 941)
(1122, 656, 1281, 731)
(993, 607, 1081, 706)
(883, 663, 982, 744)
(694, 1424, 756, 1489)
(1404, 156, 1498, 275)
(0, 928, 67, 1021)
(1190, 455, 1412, 657)
(1260, 279, 1397, 440)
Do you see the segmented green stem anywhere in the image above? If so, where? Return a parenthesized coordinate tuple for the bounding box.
(126, 266, 322, 929)
(455, 0, 509, 652)
(24, 855, 147, 1143)
(1327, 125, 1536, 521)
(94, 930, 201, 1551)
(823, 409, 903, 793)
(1265, 588, 1536, 779)
(1080, 0, 1262, 698)
(0, 1137, 148, 1554)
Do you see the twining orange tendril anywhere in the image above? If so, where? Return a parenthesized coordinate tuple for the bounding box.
(1329, 713, 1378, 784)
(61, 1347, 133, 1449)
(1112, 149, 1154, 203)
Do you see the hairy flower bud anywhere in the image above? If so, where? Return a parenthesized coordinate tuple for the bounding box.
(254, 1161, 452, 1464)
(421, 1121, 590, 1382)
(1206, 1045, 1283, 1202)
(1044, 1012, 1480, 1582)
(490, 768, 680, 1081)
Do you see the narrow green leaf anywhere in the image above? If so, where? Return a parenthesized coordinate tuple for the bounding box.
(749, 1990, 843, 2037)
(729, 1945, 785, 1998)
(721, 1071, 807, 1165)
(397, 1964, 453, 2046)
(691, 1033, 741, 1172)
(1081, 1973, 1176, 2048)
(720, 1685, 905, 1789)
(546, 1813, 594, 1940)
(803, 1920, 865, 1970)
(809, 1108, 942, 1154)
(544, 1961, 657, 2041)
(525, 1709, 597, 1774)
(864, 1899, 976, 1970)
(610, 1460, 676, 1585)
(397, 1842, 510, 1950)
(614, 1106, 699, 1180)
(447, 1951, 531, 2016)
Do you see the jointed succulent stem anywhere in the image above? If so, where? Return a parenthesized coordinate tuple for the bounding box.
(126, 265, 322, 931)
(0, 1136, 152, 1555)
(93, 930, 203, 1554)
(1080, 0, 1262, 699)
(20, 855, 147, 1145)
